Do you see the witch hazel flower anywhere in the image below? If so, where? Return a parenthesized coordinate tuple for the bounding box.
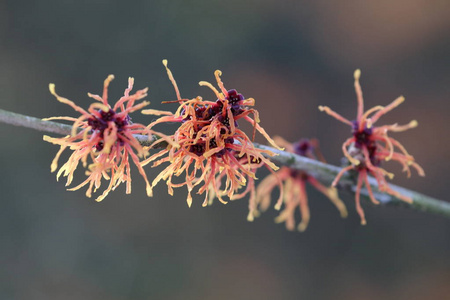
(141, 60, 282, 210)
(319, 69, 425, 225)
(43, 75, 173, 201)
(208, 152, 275, 222)
(255, 137, 348, 231)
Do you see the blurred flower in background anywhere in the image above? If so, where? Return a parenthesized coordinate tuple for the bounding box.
(256, 137, 347, 231)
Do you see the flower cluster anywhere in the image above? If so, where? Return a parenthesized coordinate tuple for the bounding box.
(255, 137, 348, 231)
(44, 75, 173, 201)
(319, 69, 424, 224)
(42, 63, 427, 231)
(141, 60, 282, 210)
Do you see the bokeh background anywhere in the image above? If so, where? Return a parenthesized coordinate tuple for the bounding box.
(1, 1, 450, 299)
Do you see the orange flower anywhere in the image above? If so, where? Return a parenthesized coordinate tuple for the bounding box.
(44, 75, 172, 201)
(319, 69, 424, 224)
(206, 152, 279, 222)
(142, 60, 282, 209)
(256, 137, 347, 231)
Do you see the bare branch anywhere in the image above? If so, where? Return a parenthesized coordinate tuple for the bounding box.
(1, 108, 449, 218)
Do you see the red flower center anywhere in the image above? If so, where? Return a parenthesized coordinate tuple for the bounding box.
(87, 109, 130, 150)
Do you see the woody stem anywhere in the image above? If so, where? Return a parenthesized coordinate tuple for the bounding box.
(1, 108, 450, 219)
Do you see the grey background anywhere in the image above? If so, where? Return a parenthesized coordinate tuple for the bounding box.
(1, 1, 449, 299)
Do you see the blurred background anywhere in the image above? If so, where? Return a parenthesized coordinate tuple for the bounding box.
(1, 0, 450, 299)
